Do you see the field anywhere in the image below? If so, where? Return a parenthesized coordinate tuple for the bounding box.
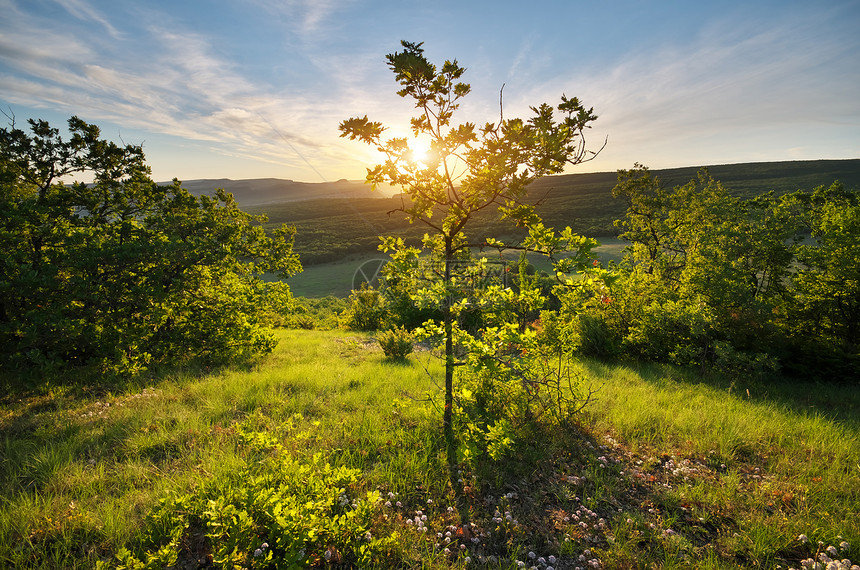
(2, 158, 859, 569)
(1, 329, 857, 568)
(287, 239, 629, 298)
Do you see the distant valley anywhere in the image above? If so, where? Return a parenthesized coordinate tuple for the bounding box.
(178, 159, 860, 265)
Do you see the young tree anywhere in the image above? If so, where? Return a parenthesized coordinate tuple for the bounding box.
(339, 41, 602, 519)
(0, 115, 301, 373)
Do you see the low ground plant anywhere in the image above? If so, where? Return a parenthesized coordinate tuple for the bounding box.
(377, 326, 415, 360)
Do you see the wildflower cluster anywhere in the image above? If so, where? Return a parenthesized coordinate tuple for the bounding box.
(621, 453, 714, 490)
(790, 538, 856, 570)
(77, 386, 158, 420)
(27, 501, 97, 548)
(79, 400, 114, 419)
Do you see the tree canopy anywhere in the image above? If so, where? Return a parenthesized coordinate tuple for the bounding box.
(0, 115, 301, 374)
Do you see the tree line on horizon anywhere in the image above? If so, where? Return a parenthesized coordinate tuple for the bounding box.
(250, 159, 860, 265)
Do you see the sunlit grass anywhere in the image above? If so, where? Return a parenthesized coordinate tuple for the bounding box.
(0, 330, 857, 568)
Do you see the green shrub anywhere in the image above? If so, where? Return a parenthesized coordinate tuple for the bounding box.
(340, 285, 389, 331)
(455, 345, 590, 471)
(575, 313, 621, 360)
(290, 314, 317, 330)
(712, 340, 781, 380)
(377, 326, 414, 359)
(103, 424, 400, 569)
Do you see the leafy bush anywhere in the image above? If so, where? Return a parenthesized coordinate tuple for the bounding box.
(574, 313, 621, 360)
(287, 296, 347, 331)
(454, 326, 591, 462)
(104, 424, 400, 569)
(291, 314, 317, 330)
(377, 326, 414, 359)
(340, 285, 389, 331)
(562, 167, 859, 380)
(712, 340, 781, 381)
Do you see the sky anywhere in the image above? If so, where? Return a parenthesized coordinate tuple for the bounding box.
(1, 0, 858, 184)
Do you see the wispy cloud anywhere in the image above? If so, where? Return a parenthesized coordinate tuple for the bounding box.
(508, 5, 860, 169)
(246, 0, 350, 34)
(1, 0, 856, 180)
(0, 0, 361, 178)
(54, 0, 122, 39)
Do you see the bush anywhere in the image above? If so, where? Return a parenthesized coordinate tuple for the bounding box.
(340, 285, 389, 331)
(575, 313, 621, 360)
(377, 326, 414, 359)
(0, 116, 301, 373)
(103, 424, 400, 569)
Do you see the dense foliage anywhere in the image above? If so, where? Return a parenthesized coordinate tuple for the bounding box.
(109, 422, 397, 569)
(557, 165, 859, 380)
(0, 116, 301, 374)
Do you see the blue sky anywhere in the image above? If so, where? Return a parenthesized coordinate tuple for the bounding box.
(1, 0, 858, 183)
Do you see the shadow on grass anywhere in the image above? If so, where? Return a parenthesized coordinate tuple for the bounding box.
(581, 358, 860, 430)
(0, 357, 264, 502)
(437, 417, 761, 568)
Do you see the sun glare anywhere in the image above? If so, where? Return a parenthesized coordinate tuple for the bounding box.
(407, 137, 431, 167)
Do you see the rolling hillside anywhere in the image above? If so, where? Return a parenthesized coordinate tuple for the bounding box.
(231, 159, 860, 264)
(173, 177, 395, 206)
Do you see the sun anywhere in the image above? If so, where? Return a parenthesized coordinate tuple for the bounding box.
(407, 137, 431, 167)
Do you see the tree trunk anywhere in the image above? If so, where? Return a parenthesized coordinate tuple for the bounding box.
(443, 240, 469, 524)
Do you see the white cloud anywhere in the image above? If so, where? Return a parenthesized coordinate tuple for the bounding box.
(2, 0, 856, 181)
(504, 6, 860, 171)
(246, 0, 351, 34)
(54, 0, 122, 39)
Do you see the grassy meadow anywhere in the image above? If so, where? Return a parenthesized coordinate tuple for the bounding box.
(1, 329, 857, 568)
(288, 239, 628, 298)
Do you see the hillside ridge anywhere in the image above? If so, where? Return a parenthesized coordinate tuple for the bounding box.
(242, 159, 860, 264)
(172, 158, 860, 209)
(170, 177, 398, 206)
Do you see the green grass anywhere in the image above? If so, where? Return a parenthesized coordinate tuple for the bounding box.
(287, 238, 629, 299)
(1, 330, 857, 568)
(287, 253, 391, 298)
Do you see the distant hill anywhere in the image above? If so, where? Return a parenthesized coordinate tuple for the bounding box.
(238, 159, 860, 265)
(529, 158, 860, 236)
(170, 178, 397, 207)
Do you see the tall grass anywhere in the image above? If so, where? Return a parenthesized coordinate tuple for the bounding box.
(579, 360, 859, 567)
(0, 330, 857, 568)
